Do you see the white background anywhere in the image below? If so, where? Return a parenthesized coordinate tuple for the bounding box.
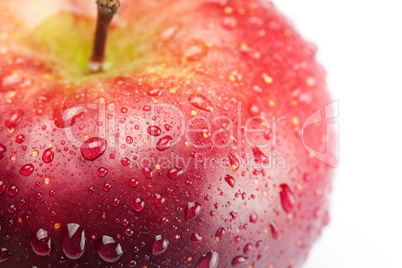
(276, 0, 402, 267)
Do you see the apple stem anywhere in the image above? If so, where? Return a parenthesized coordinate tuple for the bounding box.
(89, 0, 121, 73)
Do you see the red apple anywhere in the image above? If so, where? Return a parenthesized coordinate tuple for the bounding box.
(0, 0, 336, 267)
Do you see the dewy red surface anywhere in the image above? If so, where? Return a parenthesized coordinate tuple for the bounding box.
(0, 0, 335, 267)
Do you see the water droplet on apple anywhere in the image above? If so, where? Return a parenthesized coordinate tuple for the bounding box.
(42, 148, 55, 163)
(53, 106, 85, 128)
(279, 184, 296, 213)
(36, 193, 43, 200)
(128, 178, 139, 187)
(0, 248, 10, 263)
(156, 135, 173, 151)
(14, 134, 25, 144)
(291, 88, 313, 105)
(188, 93, 213, 111)
(152, 235, 169, 255)
(0, 181, 5, 195)
(20, 164, 34, 176)
(103, 183, 112, 192)
(5, 110, 24, 130)
(147, 126, 162, 136)
(147, 88, 164, 96)
(8, 185, 18, 196)
(243, 243, 253, 254)
(185, 202, 201, 220)
(142, 167, 152, 180)
(249, 104, 261, 116)
(125, 228, 133, 237)
(215, 227, 225, 239)
(299, 92, 313, 105)
(30, 228, 52, 256)
(263, 129, 272, 140)
(122, 219, 129, 227)
(97, 167, 108, 177)
(131, 197, 145, 212)
(252, 147, 267, 164)
(194, 251, 219, 268)
(165, 124, 172, 131)
(58, 256, 66, 264)
(159, 217, 169, 226)
(112, 198, 120, 207)
(81, 137, 107, 161)
(224, 175, 235, 187)
(121, 158, 130, 166)
(154, 194, 165, 207)
(231, 256, 248, 265)
(61, 223, 86, 260)
(88, 186, 95, 194)
(302, 173, 310, 182)
(222, 17, 237, 29)
(228, 153, 239, 171)
(191, 233, 202, 242)
(270, 222, 279, 240)
(230, 211, 237, 219)
(95, 235, 123, 263)
(0, 73, 23, 91)
(183, 40, 208, 61)
(240, 45, 261, 59)
(161, 24, 180, 40)
(0, 143, 6, 159)
(126, 136, 134, 144)
(167, 168, 183, 179)
(249, 213, 258, 223)
(8, 204, 16, 213)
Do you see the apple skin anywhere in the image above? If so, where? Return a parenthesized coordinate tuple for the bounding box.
(0, 0, 335, 267)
